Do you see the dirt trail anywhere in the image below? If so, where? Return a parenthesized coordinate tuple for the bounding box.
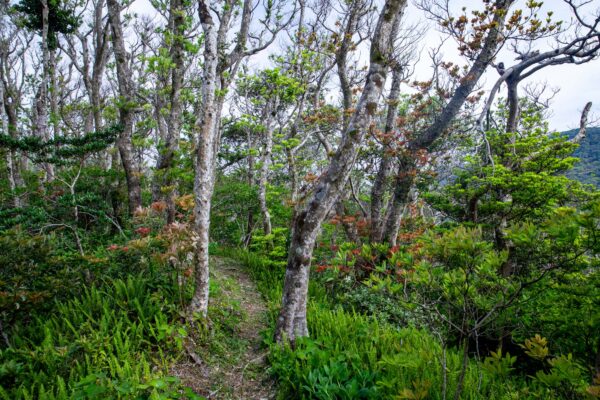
(171, 257, 276, 399)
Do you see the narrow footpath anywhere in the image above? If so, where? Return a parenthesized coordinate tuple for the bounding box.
(171, 257, 276, 400)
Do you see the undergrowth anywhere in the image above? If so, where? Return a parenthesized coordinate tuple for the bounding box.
(0, 275, 202, 399)
(224, 248, 537, 399)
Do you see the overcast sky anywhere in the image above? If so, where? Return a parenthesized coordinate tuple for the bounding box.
(129, 0, 600, 132)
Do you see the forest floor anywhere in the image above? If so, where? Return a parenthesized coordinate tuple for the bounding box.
(170, 257, 277, 399)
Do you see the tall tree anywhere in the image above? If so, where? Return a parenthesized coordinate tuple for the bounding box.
(275, 0, 408, 343)
(14, 0, 79, 181)
(0, 15, 28, 207)
(382, 0, 515, 246)
(150, 0, 189, 224)
(190, 0, 292, 317)
(106, 0, 142, 214)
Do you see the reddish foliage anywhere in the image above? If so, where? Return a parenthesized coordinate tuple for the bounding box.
(135, 226, 151, 237)
(315, 265, 329, 273)
(151, 201, 167, 213)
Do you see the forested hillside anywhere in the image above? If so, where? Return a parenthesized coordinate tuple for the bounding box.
(567, 127, 600, 186)
(1, 0, 600, 399)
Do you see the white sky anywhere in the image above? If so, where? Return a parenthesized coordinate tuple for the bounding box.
(129, 0, 600, 132)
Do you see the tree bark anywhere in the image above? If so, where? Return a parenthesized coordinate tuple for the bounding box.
(0, 67, 24, 206)
(0, 82, 17, 206)
(505, 77, 519, 134)
(107, 0, 142, 214)
(152, 0, 185, 224)
(189, 0, 220, 318)
(383, 154, 414, 246)
(258, 101, 277, 236)
(370, 65, 403, 243)
(275, 0, 407, 344)
(244, 126, 256, 247)
(35, 0, 53, 182)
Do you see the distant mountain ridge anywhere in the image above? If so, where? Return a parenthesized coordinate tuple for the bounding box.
(565, 127, 600, 186)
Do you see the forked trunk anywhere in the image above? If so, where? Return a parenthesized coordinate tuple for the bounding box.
(107, 0, 142, 214)
(383, 154, 414, 246)
(275, 0, 408, 344)
(370, 65, 403, 243)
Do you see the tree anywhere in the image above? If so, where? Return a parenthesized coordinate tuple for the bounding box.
(106, 0, 142, 214)
(275, 0, 408, 343)
(0, 12, 29, 207)
(190, 0, 293, 318)
(13, 0, 79, 182)
(149, 0, 192, 224)
(379, 0, 516, 247)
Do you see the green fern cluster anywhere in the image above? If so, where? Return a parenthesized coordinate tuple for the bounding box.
(0, 277, 201, 399)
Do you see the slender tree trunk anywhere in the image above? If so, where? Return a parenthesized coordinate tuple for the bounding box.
(258, 102, 277, 236)
(189, 1, 220, 318)
(1, 85, 23, 206)
(275, 0, 407, 343)
(49, 50, 60, 141)
(506, 77, 519, 134)
(454, 339, 470, 400)
(370, 65, 403, 243)
(0, 85, 17, 206)
(244, 127, 256, 247)
(152, 0, 185, 224)
(36, 0, 53, 182)
(107, 0, 142, 214)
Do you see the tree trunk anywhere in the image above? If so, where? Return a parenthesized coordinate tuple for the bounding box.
(36, 0, 53, 182)
(107, 0, 142, 214)
(454, 339, 470, 400)
(275, 0, 407, 344)
(505, 77, 519, 134)
(189, 1, 220, 318)
(0, 84, 18, 207)
(370, 65, 403, 243)
(383, 154, 414, 246)
(152, 0, 185, 225)
(91, 0, 109, 133)
(49, 50, 60, 142)
(382, 0, 513, 242)
(1, 83, 24, 206)
(244, 126, 256, 247)
(258, 102, 277, 236)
